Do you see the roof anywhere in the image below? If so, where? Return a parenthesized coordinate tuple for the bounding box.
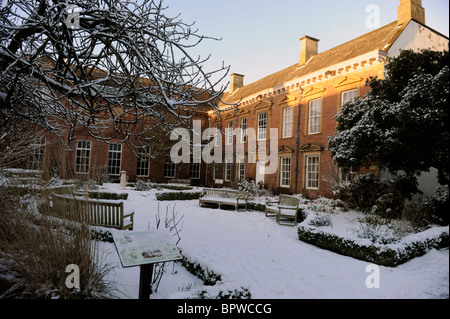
(221, 21, 407, 105)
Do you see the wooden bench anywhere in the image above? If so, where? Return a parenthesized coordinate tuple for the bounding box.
(199, 188, 249, 211)
(51, 193, 134, 230)
(265, 195, 300, 226)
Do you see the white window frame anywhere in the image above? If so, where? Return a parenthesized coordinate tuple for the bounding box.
(339, 167, 357, 183)
(280, 157, 292, 188)
(30, 136, 46, 170)
(189, 162, 201, 179)
(237, 157, 245, 181)
(75, 140, 91, 174)
(215, 125, 221, 147)
(341, 89, 358, 107)
(164, 161, 176, 178)
(224, 159, 231, 181)
(213, 164, 219, 180)
(305, 155, 320, 190)
(308, 98, 322, 135)
(108, 143, 122, 176)
(282, 107, 293, 138)
(226, 121, 234, 145)
(240, 117, 248, 143)
(136, 147, 150, 177)
(257, 112, 268, 141)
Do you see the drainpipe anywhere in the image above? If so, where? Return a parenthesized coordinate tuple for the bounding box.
(294, 88, 304, 194)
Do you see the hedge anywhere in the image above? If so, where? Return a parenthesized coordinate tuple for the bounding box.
(180, 251, 251, 299)
(297, 225, 449, 267)
(155, 191, 202, 201)
(87, 191, 128, 200)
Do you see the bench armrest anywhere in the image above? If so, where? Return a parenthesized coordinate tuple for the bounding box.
(124, 211, 135, 220)
(277, 205, 297, 210)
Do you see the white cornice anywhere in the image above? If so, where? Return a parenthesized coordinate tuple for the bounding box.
(230, 50, 388, 108)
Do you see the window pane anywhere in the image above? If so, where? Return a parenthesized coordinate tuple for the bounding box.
(237, 158, 245, 181)
(280, 157, 291, 187)
(108, 143, 122, 175)
(189, 162, 200, 179)
(258, 112, 267, 140)
(308, 99, 321, 134)
(342, 89, 358, 106)
(75, 140, 91, 174)
(240, 117, 248, 143)
(283, 107, 293, 138)
(227, 121, 233, 145)
(137, 148, 150, 177)
(164, 161, 175, 178)
(306, 155, 319, 189)
(225, 159, 231, 181)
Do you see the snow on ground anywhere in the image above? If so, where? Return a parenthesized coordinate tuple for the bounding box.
(100, 183, 449, 299)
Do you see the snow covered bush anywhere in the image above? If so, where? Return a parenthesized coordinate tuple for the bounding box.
(333, 173, 418, 220)
(329, 49, 449, 189)
(0, 186, 115, 298)
(351, 215, 403, 245)
(308, 214, 332, 227)
(298, 223, 449, 267)
(235, 179, 272, 199)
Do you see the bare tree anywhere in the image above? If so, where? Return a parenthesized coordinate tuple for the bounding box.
(0, 0, 230, 150)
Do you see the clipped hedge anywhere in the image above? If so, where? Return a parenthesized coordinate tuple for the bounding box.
(297, 225, 449, 267)
(87, 191, 128, 200)
(155, 191, 202, 201)
(180, 251, 251, 299)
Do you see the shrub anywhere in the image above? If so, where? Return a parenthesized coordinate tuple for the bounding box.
(0, 186, 116, 298)
(155, 191, 201, 201)
(247, 202, 266, 212)
(334, 173, 419, 219)
(298, 224, 449, 267)
(180, 251, 251, 299)
(87, 191, 128, 200)
(235, 179, 272, 199)
(308, 214, 332, 227)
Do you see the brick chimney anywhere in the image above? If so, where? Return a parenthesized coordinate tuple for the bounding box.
(398, 0, 425, 25)
(230, 73, 244, 93)
(299, 36, 320, 66)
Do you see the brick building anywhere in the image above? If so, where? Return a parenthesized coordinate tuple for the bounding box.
(39, 0, 448, 197)
(205, 0, 448, 197)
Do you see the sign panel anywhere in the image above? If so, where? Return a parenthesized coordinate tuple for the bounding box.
(113, 230, 182, 268)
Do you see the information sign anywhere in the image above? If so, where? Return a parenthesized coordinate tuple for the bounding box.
(113, 230, 182, 268)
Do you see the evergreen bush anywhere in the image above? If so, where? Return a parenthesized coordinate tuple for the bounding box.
(155, 191, 202, 201)
(297, 225, 449, 267)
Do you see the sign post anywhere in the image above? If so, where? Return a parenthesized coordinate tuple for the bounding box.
(112, 230, 182, 299)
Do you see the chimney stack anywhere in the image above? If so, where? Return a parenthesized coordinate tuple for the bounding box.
(230, 73, 244, 93)
(398, 0, 425, 26)
(299, 36, 320, 66)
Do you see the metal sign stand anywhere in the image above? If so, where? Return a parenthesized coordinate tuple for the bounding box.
(139, 263, 154, 299)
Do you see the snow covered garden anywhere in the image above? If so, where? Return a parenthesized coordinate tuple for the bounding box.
(0, 171, 448, 299)
(94, 181, 449, 299)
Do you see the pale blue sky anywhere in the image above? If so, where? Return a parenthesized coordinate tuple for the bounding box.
(164, 0, 449, 90)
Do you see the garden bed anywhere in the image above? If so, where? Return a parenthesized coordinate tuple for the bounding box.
(297, 207, 449, 267)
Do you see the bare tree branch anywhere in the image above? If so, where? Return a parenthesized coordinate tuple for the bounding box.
(1, 0, 232, 149)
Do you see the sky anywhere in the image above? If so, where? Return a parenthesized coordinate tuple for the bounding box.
(164, 0, 449, 90)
